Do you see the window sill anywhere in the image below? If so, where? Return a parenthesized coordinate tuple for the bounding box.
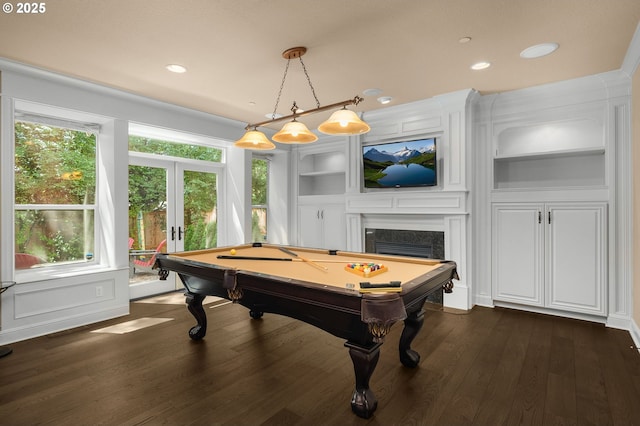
(15, 264, 123, 284)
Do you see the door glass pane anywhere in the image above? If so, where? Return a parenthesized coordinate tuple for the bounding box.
(183, 170, 217, 250)
(128, 165, 167, 283)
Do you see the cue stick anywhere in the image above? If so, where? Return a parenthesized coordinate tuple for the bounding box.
(278, 247, 328, 271)
(217, 255, 391, 264)
(217, 255, 298, 261)
(217, 255, 441, 265)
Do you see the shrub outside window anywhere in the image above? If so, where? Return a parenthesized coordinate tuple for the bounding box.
(251, 157, 268, 242)
(14, 118, 98, 269)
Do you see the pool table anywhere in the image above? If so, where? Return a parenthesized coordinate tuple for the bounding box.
(155, 243, 457, 418)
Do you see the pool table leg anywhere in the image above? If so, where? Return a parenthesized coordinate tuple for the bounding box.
(249, 310, 264, 319)
(398, 309, 424, 368)
(345, 341, 382, 419)
(399, 308, 425, 368)
(185, 292, 207, 340)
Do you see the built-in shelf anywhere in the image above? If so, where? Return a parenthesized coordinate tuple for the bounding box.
(493, 149, 606, 190)
(299, 173, 346, 196)
(494, 146, 605, 161)
(298, 170, 345, 178)
(296, 143, 347, 197)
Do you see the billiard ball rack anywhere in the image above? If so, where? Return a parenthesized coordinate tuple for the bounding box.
(344, 263, 388, 277)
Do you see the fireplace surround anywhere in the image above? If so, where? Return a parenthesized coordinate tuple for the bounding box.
(365, 228, 446, 304)
(344, 211, 469, 311)
(365, 228, 445, 259)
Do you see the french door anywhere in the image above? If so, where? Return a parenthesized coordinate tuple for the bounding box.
(128, 154, 221, 299)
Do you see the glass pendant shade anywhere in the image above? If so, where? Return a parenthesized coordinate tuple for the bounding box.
(272, 120, 318, 143)
(318, 108, 370, 135)
(234, 130, 275, 150)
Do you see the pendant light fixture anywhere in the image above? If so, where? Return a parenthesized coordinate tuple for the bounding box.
(318, 107, 370, 135)
(233, 129, 276, 150)
(234, 46, 370, 150)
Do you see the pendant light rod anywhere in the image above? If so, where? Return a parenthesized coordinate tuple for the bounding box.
(245, 96, 364, 130)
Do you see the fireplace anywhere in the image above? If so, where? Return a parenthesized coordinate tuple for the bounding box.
(365, 228, 445, 304)
(365, 228, 445, 259)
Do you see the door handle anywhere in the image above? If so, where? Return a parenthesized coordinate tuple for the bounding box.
(538, 211, 541, 224)
(548, 212, 551, 224)
(178, 226, 184, 240)
(171, 226, 176, 241)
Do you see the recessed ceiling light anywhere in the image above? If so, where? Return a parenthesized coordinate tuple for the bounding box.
(458, 36, 472, 44)
(363, 88, 383, 97)
(471, 61, 491, 70)
(377, 96, 393, 104)
(166, 64, 187, 73)
(520, 42, 559, 59)
(265, 113, 283, 119)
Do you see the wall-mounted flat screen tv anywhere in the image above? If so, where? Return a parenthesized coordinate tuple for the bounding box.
(362, 137, 437, 188)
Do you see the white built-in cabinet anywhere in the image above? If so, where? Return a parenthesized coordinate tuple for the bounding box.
(486, 96, 613, 318)
(492, 202, 607, 316)
(294, 140, 347, 250)
(298, 203, 346, 250)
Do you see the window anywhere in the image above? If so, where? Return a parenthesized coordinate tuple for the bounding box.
(14, 117, 98, 269)
(128, 136, 222, 162)
(251, 157, 269, 242)
(128, 131, 224, 298)
(128, 135, 222, 255)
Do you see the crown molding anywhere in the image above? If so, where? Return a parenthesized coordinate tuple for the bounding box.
(621, 22, 640, 76)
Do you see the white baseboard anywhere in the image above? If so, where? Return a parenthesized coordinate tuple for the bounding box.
(494, 301, 608, 324)
(444, 284, 469, 310)
(606, 313, 632, 330)
(0, 305, 129, 345)
(473, 294, 494, 308)
(631, 318, 640, 354)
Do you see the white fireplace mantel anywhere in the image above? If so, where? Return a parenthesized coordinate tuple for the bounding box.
(345, 190, 468, 216)
(339, 90, 476, 311)
(345, 209, 470, 311)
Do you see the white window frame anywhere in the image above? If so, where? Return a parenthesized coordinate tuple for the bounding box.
(128, 122, 228, 247)
(8, 100, 114, 281)
(251, 154, 270, 242)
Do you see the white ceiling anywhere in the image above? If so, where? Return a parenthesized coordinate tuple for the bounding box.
(1, 0, 639, 130)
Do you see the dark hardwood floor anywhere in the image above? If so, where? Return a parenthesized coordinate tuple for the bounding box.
(1, 293, 639, 425)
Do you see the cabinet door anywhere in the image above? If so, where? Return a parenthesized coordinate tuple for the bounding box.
(546, 203, 607, 315)
(321, 204, 346, 251)
(492, 204, 544, 306)
(298, 205, 323, 248)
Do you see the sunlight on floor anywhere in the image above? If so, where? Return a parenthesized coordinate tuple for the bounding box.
(91, 317, 174, 334)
